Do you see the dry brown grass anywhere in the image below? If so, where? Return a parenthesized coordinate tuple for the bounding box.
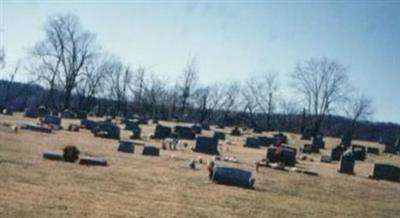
(1, 113, 400, 218)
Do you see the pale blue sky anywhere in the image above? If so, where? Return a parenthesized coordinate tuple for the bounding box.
(1, 0, 399, 123)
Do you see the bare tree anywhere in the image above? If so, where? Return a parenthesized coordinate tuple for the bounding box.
(105, 59, 132, 116)
(75, 56, 109, 110)
(3, 63, 19, 106)
(218, 82, 240, 125)
(291, 57, 350, 136)
(179, 58, 198, 117)
(244, 72, 279, 130)
(143, 73, 166, 119)
(32, 13, 98, 110)
(130, 67, 146, 116)
(342, 93, 374, 146)
(0, 47, 5, 70)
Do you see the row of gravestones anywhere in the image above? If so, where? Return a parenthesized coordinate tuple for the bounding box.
(117, 141, 160, 156)
(244, 133, 288, 149)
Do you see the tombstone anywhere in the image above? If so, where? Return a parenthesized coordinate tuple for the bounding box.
(152, 118, 159, 124)
(384, 144, 399, 154)
(274, 133, 288, 144)
(68, 124, 80, 132)
(244, 137, 260, 148)
(331, 145, 345, 161)
(266, 145, 297, 166)
(93, 123, 120, 140)
(230, 127, 241, 136)
(258, 136, 276, 147)
(201, 122, 210, 130)
(312, 135, 325, 149)
(267, 147, 278, 162)
(174, 126, 195, 140)
(79, 156, 108, 166)
(191, 124, 202, 134)
(211, 167, 255, 189)
(118, 141, 135, 153)
(152, 125, 171, 139)
(339, 149, 355, 174)
(43, 151, 63, 161)
(137, 118, 148, 125)
(213, 131, 226, 141)
(193, 136, 219, 155)
(281, 145, 297, 166)
(352, 145, 366, 161)
(142, 146, 160, 156)
(130, 126, 141, 139)
(38, 106, 49, 117)
(303, 144, 319, 153)
(320, 155, 332, 163)
(372, 163, 400, 182)
(76, 110, 87, 119)
(24, 107, 38, 118)
(81, 119, 98, 130)
(367, 147, 379, 155)
(21, 123, 52, 133)
(43, 115, 62, 126)
(125, 121, 139, 131)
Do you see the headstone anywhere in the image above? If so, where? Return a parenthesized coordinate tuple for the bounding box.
(81, 119, 98, 130)
(312, 135, 325, 149)
(152, 125, 171, 139)
(125, 121, 139, 131)
(43, 151, 63, 161)
(211, 167, 255, 189)
(191, 124, 202, 134)
(230, 127, 241, 136)
(193, 136, 219, 155)
(303, 143, 319, 153)
(118, 141, 135, 153)
(68, 124, 80, 132)
(266, 145, 297, 166)
(258, 136, 275, 147)
(130, 126, 141, 139)
(43, 115, 62, 126)
(244, 137, 260, 148)
(352, 145, 366, 161)
(142, 146, 160, 156)
(76, 110, 87, 119)
(24, 107, 38, 118)
(372, 163, 400, 182)
(281, 145, 297, 166)
(174, 126, 195, 140)
(331, 145, 345, 161)
(367, 147, 379, 155)
(339, 149, 355, 174)
(213, 131, 226, 141)
(92, 123, 120, 139)
(79, 156, 108, 166)
(38, 106, 49, 117)
(274, 133, 288, 144)
(201, 122, 210, 130)
(320, 155, 332, 163)
(21, 123, 52, 133)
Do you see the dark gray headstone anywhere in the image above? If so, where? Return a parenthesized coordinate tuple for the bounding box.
(81, 119, 98, 130)
(193, 136, 219, 155)
(21, 124, 52, 133)
(331, 145, 345, 161)
(211, 167, 255, 189)
(43, 151, 63, 161)
(339, 150, 355, 174)
(258, 136, 276, 147)
(213, 131, 226, 141)
(352, 145, 366, 161)
(174, 126, 195, 140)
(93, 123, 120, 139)
(230, 127, 241, 136)
(79, 156, 108, 166)
(43, 115, 61, 126)
(367, 147, 380, 155)
(118, 141, 135, 153)
(245, 137, 260, 148)
(373, 163, 400, 182)
(152, 125, 171, 139)
(142, 146, 160, 156)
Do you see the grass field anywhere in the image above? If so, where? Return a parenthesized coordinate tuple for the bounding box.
(1, 113, 400, 218)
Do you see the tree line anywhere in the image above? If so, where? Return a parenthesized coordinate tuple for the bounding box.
(1, 13, 385, 143)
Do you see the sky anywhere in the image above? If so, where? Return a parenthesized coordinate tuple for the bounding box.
(0, 0, 399, 123)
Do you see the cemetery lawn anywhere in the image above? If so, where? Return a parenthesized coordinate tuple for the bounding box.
(1, 113, 400, 218)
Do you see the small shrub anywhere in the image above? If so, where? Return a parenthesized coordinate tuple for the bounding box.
(63, 145, 80, 162)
